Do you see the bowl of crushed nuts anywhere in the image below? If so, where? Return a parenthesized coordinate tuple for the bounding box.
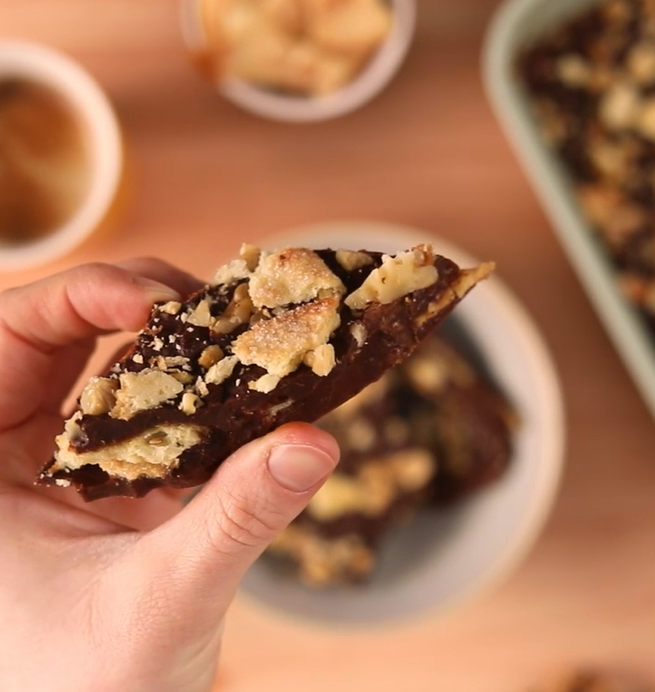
(239, 221, 565, 626)
(485, 0, 655, 421)
(180, 0, 416, 122)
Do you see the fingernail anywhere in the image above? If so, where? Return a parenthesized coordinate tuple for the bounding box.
(134, 277, 181, 304)
(267, 444, 336, 493)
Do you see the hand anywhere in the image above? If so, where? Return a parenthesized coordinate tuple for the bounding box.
(0, 259, 339, 692)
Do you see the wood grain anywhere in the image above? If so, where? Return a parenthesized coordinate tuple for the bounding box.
(2, 1, 655, 690)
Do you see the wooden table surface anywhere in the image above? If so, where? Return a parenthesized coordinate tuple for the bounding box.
(3, 1, 655, 690)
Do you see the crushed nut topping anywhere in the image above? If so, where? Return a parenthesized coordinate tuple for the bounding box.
(303, 343, 336, 376)
(248, 373, 280, 393)
(345, 246, 438, 310)
(186, 298, 213, 327)
(350, 322, 366, 347)
(159, 301, 182, 315)
(79, 377, 119, 416)
(212, 258, 251, 285)
(248, 248, 345, 309)
(198, 344, 224, 369)
(211, 282, 253, 335)
(335, 249, 374, 271)
(232, 296, 340, 379)
(239, 243, 263, 271)
(179, 392, 202, 415)
(204, 355, 238, 385)
(111, 369, 184, 420)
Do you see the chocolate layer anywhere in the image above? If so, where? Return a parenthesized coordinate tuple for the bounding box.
(40, 246, 492, 500)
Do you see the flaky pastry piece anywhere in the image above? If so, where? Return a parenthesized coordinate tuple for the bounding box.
(39, 244, 493, 501)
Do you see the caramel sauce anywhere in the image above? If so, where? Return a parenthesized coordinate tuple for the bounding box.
(0, 78, 90, 244)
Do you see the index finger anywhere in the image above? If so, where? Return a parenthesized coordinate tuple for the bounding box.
(0, 260, 189, 429)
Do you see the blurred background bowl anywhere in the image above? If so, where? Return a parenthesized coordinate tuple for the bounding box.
(0, 39, 123, 271)
(179, 0, 416, 122)
(240, 220, 565, 627)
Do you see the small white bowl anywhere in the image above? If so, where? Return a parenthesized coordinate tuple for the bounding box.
(0, 40, 123, 271)
(180, 0, 416, 122)
(240, 220, 566, 627)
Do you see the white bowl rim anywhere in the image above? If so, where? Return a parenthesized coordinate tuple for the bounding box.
(0, 39, 122, 270)
(179, 0, 417, 122)
(238, 220, 566, 630)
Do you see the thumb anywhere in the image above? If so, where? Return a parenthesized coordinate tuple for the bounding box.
(109, 423, 338, 644)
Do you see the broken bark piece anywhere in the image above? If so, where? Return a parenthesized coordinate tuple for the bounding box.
(39, 244, 493, 501)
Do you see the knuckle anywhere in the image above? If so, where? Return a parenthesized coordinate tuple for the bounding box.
(207, 489, 283, 554)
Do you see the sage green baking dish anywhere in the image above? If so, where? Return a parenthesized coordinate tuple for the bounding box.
(483, 0, 655, 419)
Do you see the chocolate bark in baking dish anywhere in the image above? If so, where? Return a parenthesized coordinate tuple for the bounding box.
(40, 244, 492, 500)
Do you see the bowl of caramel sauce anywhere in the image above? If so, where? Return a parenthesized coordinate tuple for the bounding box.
(0, 40, 122, 270)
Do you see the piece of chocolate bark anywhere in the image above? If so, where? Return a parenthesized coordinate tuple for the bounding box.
(39, 244, 493, 501)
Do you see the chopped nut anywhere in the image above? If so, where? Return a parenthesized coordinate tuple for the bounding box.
(170, 371, 194, 385)
(155, 355, 189, 371)
(132, 353, 144, 365)
(384, 417, 410, 446)
(248, 373, 280, 393)
(195, 377, 210, 397)
(205, 355, 238, 385)
(111, 369, 184, 420)
(335, 249, 374, 271)
(232, 297, 340, 378)
(187, 299, 214, 327)
(556, 54, 592, 88)
(211, 283, 253, 334)
(350, 322, 366, 347)
(179, 392, 202, 415)
(239, 243, 263, 271)
(599, 80, 640, 130)
(346, 417, 377, 452)
(637, 98, 655, 141)
(389, 449, 436, 492)
(303, 343, 336, 376)
(248, 247, 345, 309)
(345, 246, 438, 310)
(628, 41, 655, 84)
(159, 301, 182, 315)
(212, 258, 251, 285)
(79, 377, 119, 416)
(212, 316, 242, 335)
(198, 344, 224, 369)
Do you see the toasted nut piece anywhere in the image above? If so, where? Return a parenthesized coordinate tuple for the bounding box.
(335, 249, 374, 271)
(159, 301, 182, 315)
(179, 392, 202, 415)
(345, 246, 438, 310)
(198, 344, 224, 369)
(187, 299, 214, 327)
(303, 343, 336, 376)
(80, 377, 119, 416)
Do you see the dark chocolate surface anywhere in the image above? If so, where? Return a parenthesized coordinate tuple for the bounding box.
(41, 250, 479, 500)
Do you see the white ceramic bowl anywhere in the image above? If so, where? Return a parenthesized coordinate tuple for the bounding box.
(0, 40, 123, 271)
(240, 220, 565, 627)
(180, 0, 416, 122)
(482, 0, 655, 421)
